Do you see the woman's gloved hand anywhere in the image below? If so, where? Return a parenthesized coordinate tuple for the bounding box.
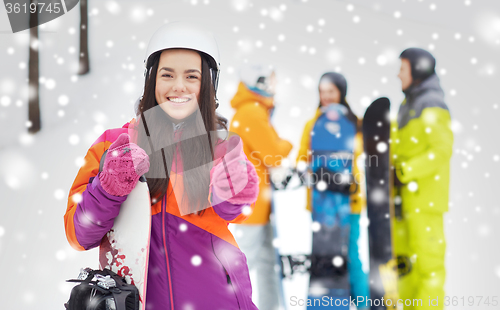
(99, 133, 150, 196)
(211, 135, 259, 205)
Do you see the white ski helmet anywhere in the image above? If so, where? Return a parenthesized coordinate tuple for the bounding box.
(144, 22, 221, 104)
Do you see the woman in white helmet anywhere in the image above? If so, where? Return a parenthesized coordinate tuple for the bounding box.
(64, 22, 259, 309)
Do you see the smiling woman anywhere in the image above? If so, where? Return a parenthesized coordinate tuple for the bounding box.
(64, 22, 260, 310)
(155, 49, 202, 121)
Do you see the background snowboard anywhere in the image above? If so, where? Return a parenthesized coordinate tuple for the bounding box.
(98, 151, 152, 310)
(362, 97, 398, 310)
(272, 172, 311, 310)
(270, 197, 288, 309)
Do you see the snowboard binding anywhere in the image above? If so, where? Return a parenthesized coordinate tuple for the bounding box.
(270, 167, 308, 191)
(310, 254, 349, 278)
(65, 268, 140, 310)
(396, 255, 412, 277)
(315, 166, 358, 195)
(280, 254, 311, 278)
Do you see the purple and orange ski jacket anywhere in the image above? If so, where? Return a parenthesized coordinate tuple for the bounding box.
(64, 120, 258, 309)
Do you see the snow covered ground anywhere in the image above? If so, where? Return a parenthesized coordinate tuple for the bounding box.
(1, 0, 499, 309)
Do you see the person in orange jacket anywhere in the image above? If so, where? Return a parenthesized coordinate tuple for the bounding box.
(230, 64, 292, 310)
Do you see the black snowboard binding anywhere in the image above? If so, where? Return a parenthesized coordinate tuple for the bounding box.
(65, 268, 140, 310)
(280, 254, 311, 278)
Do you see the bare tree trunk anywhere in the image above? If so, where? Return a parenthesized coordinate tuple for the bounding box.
(78, 0, 89, 75)
(28, 0, 41, 133)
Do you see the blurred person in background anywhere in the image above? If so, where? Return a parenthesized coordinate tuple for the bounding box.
(296, 72, 369, 308)
(392, 47, 453, 310)
(230, 64, 293, 310)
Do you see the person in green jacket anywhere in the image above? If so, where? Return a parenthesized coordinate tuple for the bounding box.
(392, 48, 453, 310)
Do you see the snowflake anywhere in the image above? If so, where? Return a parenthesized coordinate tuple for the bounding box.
(0, 96, 11, 107)
(407, 181, 418, 192)
(54, 189, 65, 200)
(377, 55, 388, 66)
(69, 134, 80, 145)
(311, 221, 321, 232)
(58, 95, 69, 106)
(45, 79, 56, 90)
(56, 249, 67, 261)
(19, 133, 34, 146)
(332, 256, 344, 267)
(191, 255, 202, 266)
(269, 7, 283, 21)
(130, 7, 148, 23)
(232, 0, 249, 12)
(300, 75, 315, 90)
(242, 206, 252, 215)
(360, 96, 371, 107)
(316, 180, 327, 192)
(74, 156, 85, 168)
(106, 1, 121, 14)
(376, 142, 388, 153)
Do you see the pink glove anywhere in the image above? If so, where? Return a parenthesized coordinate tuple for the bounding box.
(211, 136, 259, 205)
(99, 133, 150, 196)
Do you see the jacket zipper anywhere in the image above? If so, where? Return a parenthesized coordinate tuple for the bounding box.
(224, 267, 241, 308)
(211, 236, 242, 309)
(162, 196, 175, 309)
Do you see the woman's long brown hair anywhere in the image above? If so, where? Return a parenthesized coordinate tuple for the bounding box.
(135, 50, 227, 214)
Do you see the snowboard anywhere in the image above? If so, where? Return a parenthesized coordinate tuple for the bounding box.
(362, 97, 398, 310)
(271, 169, 311, 309)
(270, 197, 288, 309)
(307, 103, 357, 309)
(98, 151, 152, 310)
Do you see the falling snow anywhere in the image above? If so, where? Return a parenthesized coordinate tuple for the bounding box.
(0, 1, 498, 307)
